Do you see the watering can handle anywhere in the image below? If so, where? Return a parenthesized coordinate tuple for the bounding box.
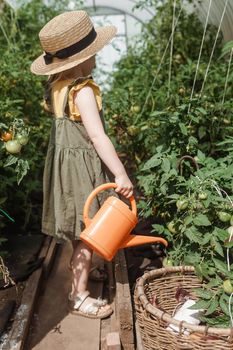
(83, 182, 137, 227)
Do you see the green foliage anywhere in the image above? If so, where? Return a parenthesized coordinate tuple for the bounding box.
(1, 118, 30, 184)
(0, 0, 83, 236)
(104, 0, 233, 327)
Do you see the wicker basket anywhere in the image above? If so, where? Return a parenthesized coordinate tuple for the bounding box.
(134, 266, 233, 350)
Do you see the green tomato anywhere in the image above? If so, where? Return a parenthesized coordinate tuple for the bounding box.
(127, 125, 140, 136)
(167, 221, 177, 234)
(223, 118, 231, 125)
(178, 87, 186, 96)
(176, 199, 188, 210)
(198, 192, 208, 200)
(223, 280, 233, 295)
(227, 226, 233, 235)
(163, 257, 173, 267)
(174, 54, 183, 64)
(218, 211, 231, 223)
(153, 120, 160, 127)
(5, 140, 22, 154)
(130, 105, 140, 113)
(140, 125, 149, 131)
(112, 114, 119, 120)
(16, 134, 29, 145)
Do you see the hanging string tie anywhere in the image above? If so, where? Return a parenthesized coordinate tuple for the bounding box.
(200, 0, 229, 97)
(168, 0, 177, 97)
(222, 47, 233, 105)
(188, 0, 213, 114)
(136, 1, 184, 123)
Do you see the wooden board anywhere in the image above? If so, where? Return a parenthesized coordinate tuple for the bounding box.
(114, 250, 135, 350)
(101, 261, 118, 349)
(106, 332, 121, 350)
(24, 243, 102, 350)
(1, 237, 57, 350)
(3, 268, 43, 350)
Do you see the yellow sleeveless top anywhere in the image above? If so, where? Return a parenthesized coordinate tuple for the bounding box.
(44, 77, 102, 120)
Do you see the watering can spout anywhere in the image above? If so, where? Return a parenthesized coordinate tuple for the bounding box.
(120, 235, 168, 249)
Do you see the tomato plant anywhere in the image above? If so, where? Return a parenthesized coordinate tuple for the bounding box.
(104, 0, 233, 327)
(0, 0, 82, 239)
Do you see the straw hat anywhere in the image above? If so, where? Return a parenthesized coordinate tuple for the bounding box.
(30, 10, 117, 75)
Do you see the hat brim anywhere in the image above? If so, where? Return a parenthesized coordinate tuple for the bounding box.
(30, 25, 117, 75)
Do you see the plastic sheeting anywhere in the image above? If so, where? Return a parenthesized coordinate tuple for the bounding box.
(4, 0, 233, 44)
(193, 0, 233, 42)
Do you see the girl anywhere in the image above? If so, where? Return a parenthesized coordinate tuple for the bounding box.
(30, 10, 133, 319)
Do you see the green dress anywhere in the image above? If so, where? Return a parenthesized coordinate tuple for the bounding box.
(42, 77, 113, 242)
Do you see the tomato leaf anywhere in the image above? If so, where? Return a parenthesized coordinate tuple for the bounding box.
(213, 258, 228, 275)
(193, 288, 213, 300)
(213, 227, 229, 242)
(206, 278, 221, 288)
(184, 215, 193, 226)
(202, 232, 212, 245)
(16, 159, 30, 185)
(193, 214, 211, 226)
(142, 156, 161, 170)
(219, 294, 230, 315)
(214, 240, 224, 257)
(185, 226, 202, 243)
(152, 224, 164, 234)
(199, 314, 230, 327)
(205, 299, 219, 315)
(179, 122, 188, 135)
(161, 158, 170, 173)
(188, 299, 211, 310)
(224, 241, 233, 248)
(4, 155, 18, 167)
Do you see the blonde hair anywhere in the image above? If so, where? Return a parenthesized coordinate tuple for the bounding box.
(44, 56, 94, 117)
(44, 65, 81, 117)
(48, 65, 80, 87)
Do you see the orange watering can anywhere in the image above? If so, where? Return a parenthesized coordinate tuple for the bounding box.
(80, 183, 168, 261)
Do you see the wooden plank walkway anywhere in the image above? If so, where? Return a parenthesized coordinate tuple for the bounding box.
(0, 237, 137, 350)
(24, 243, 104, 350)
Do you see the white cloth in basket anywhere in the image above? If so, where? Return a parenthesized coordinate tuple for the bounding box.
(166, 299, 203, 335)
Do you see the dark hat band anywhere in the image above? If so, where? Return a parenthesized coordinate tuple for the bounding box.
(43, 27, 97, 65)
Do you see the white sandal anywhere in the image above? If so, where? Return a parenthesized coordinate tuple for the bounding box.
(68, 291, 113, 319)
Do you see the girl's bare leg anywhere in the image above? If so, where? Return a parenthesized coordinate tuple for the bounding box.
(69, 240, 112, 315)
(70, 240, 92, 296)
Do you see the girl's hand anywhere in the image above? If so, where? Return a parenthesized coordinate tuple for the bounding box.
(115, 174, 134, 198)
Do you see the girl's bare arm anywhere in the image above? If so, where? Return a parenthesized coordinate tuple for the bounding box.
(74, 86, 133, 198)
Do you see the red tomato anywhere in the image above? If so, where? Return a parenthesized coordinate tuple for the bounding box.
(1, 131, 12, 142)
